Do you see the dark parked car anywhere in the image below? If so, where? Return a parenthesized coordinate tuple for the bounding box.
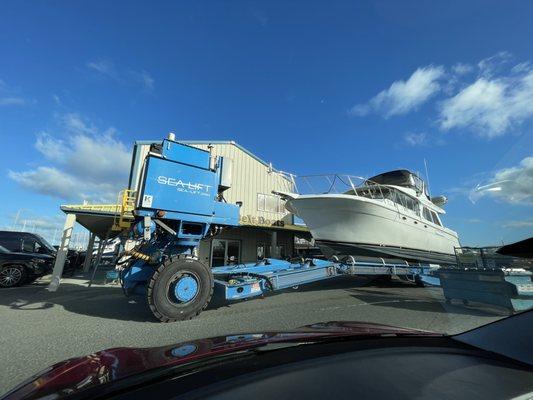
(0, 231, 57, 256)
(0, 231, 82, 273)
(0, 245, 54, 287)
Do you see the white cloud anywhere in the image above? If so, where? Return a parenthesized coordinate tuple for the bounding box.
(0, 97, 26, 106)
(348, 53, 533, 138)
(478, 51, 512, 77)
(9, 115, 131, 203)
(87, 59, 116, 77)
(452, 63, 473, 75)
(350, 66, 445, 117)
(470, 157, 533, 205)
(502, 219, 533, 229)
(61, 113, 97, 135)
(35, 133, 65, 161)
(439, 68, 533, 137)
(403, 132, 428, 146)
(87, 59, 155, 91)
(0, 79, 26, 106)
(129, 70, 154, 91)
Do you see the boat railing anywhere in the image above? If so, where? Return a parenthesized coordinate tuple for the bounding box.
(293, 174, 422, 214)
(295, 174, 385, 198)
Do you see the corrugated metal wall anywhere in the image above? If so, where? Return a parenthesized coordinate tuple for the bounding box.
(189, 143, 295, 225)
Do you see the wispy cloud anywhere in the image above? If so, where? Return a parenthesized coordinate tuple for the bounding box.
(9, 114, 131, 203)
(402, 131, 445, 147)
(0, 97, 25, 106)
(439, 68, 533, 137)
(469, 156, 533, 205)
(128, 70, 155, 91)
(452, 63, 473, 75)
(351, 52, 533, 139)
(502, 219, 533, 229)
(403, 132, 429, 147)
(251, 8, 268, 27)
(86, 59, 155, 91)
(0, 79, 27, 106)
(349, 66, 445, 117)
(477, 51, 512, 77)
(86, 59, 116, 78)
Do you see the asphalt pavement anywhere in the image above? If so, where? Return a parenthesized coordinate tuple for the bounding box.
(0, 270, 507, 395)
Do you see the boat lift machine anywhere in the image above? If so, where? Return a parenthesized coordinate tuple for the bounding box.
(115, 136, 439, 322)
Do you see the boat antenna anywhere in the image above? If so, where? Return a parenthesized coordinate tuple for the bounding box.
(424, 158, 431, 197)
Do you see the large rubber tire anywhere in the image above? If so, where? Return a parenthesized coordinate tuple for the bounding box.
(0, 264, 27, 288)
(147, 257, 214, 322)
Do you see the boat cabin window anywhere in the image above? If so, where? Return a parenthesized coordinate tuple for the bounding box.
(430, 210, 442, 226)
(350, 187, 394, 200)
(423, 207, 433, 222)
(350, 186, 420, 214)
(423, 207, 442, 226)
(395, 191, 419, 214)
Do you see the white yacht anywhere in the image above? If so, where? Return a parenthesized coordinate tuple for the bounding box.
(282, 170, 460, 265)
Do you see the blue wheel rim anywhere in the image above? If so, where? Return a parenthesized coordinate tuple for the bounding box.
(174, 275, 199, 302)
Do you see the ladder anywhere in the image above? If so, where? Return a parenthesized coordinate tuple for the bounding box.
(112, 189, 137, 231)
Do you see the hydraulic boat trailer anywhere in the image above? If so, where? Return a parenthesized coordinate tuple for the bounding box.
(210, 257, 438, 302)
(115, 135, 441, 322)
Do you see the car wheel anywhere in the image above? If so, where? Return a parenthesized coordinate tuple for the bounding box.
(0, 265, 27, 288)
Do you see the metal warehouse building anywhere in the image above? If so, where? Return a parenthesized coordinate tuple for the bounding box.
(52, 138, 309, 286)
(131, 140, 308, 267)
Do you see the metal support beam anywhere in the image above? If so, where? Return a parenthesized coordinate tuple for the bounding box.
(270, 231, 279, 259)
(82, 233, 96, 272)
(88, 233, 108, 287)
(48, 213, 76, 291)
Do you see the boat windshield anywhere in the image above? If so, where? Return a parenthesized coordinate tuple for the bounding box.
(346, 186, 421, 214)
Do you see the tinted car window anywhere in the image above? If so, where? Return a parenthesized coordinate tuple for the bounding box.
(0, 237, 22, 252)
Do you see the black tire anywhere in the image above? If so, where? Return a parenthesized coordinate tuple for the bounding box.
(0, 264, 27, 288)
(147, 257, 213, 322)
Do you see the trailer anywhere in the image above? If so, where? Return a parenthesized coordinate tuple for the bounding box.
(116, 135, 440, 322)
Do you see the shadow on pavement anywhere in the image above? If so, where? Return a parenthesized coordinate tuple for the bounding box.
(347, 287, 508, 317)
(0, 278, 157, 323)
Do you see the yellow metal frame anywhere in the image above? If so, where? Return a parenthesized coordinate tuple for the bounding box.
(112, 189, 137, 231)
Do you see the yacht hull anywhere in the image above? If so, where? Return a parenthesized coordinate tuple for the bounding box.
(286, 195, 460, 265)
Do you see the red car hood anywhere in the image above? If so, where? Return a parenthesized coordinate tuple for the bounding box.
(3, 321, 439, 400)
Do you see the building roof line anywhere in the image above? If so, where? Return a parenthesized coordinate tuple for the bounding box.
(134, 139, 293, 177)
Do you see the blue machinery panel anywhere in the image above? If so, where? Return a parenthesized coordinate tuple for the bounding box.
(136, 140, 239, 232)
(141, 156, 218, 216)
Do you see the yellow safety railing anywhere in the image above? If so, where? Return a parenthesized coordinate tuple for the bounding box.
(62, 204, 122, 213)
(111, 189, 137, 231)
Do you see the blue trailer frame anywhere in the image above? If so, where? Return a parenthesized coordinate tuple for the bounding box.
(211, 257, 439, 301)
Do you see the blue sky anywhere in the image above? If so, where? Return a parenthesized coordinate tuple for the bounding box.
(0, 0, 532, 246)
